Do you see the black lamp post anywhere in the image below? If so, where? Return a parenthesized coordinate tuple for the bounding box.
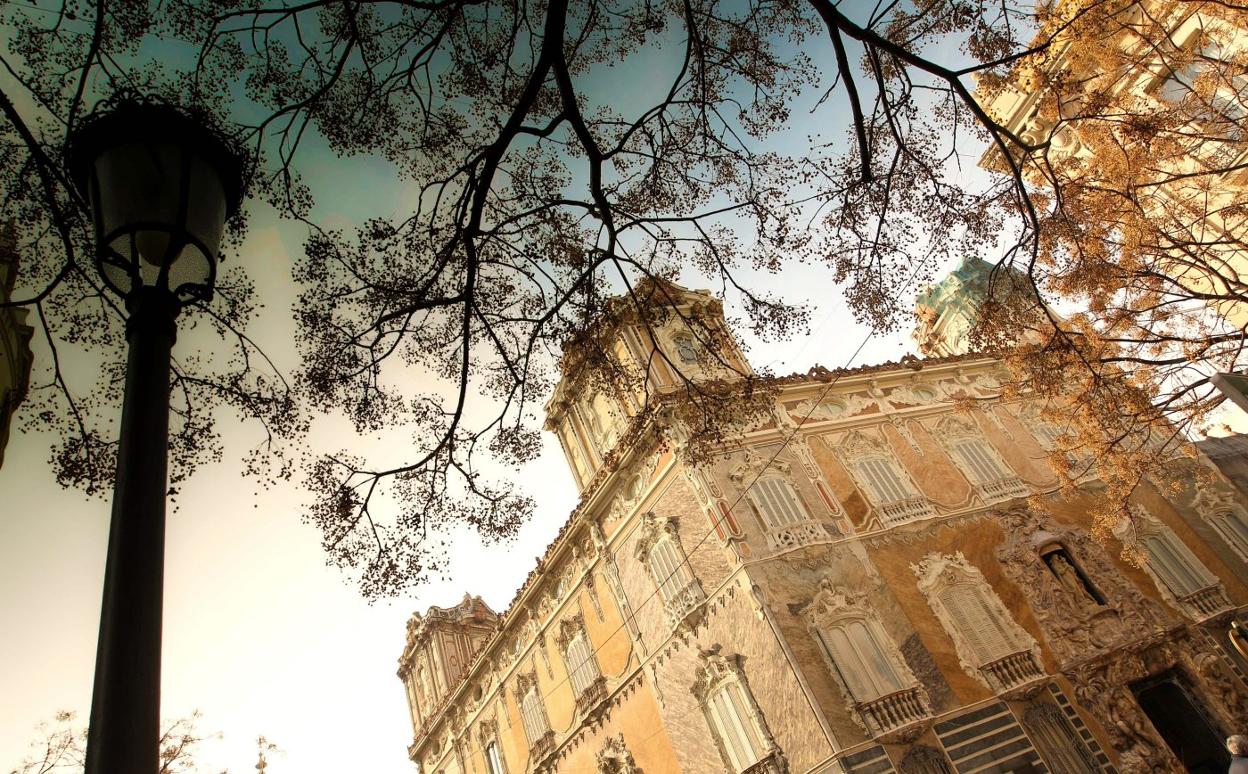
(66, 99, 245, 774)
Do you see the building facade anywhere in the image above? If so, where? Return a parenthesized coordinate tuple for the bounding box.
(0, 224, 33, 468)
(398, 282, 1248, 774)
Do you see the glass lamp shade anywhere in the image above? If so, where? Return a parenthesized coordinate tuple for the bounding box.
(67, 101, 244, 305)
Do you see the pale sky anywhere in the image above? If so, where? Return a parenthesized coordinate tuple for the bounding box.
(0, 6, 976, 772)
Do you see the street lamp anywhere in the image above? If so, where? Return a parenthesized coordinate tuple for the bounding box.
(66, 98, 245, 774)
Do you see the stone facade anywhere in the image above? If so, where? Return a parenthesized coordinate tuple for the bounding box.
(398, 282, 1248, 774)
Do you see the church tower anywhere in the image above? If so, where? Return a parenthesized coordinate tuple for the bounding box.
(912, 256, 1038, 357)
(397, 594, 498, 737)
(544, 278, 754, 490)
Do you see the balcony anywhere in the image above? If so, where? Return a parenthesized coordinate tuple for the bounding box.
(855, 685, 930, 738)
(741, 751, 787, 774)
(1178, 585, 1233, 620)
(663, 581, 706, 628)
(529, 730, 556, 763)
(574, 676, 608, 715)
(974, 476, 1030, 504)
(878, 497, 935, 526)
(767, 520, 826, 551)
(981, 650, 1045, 694)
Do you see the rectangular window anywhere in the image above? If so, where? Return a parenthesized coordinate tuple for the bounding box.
(856, 457, 912, 503)
(1145, 532, 1214, 596)
(953, 438, 1007, 484)
(818, 621, 905, 701)
(706, 682, 765, 771)
(564, 633, 600, 697)
(485, 742, 504, 774)
(648, 537, 694, 602)
(519, 686, 548, 745)
(749, 477, 807, 527)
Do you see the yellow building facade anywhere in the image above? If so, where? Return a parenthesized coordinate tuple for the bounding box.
(398, 282, 1248, 774)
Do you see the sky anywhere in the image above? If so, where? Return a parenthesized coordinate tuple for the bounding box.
(0, 4, 977, 772)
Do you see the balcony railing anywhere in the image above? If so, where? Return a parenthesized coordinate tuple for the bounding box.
(663, 581, 706, 627)
(574, 676, 608, 715)
(981, 650, 1045, 693)
(1178, 585, 1233, 620)
(741, 751, 786, 774)
(529, 730, 556, 763)
(878, 497, 935, 526)
(768, 520, 826, 551)
(856, 685, 930, 737)
(975, 476, 1030, 504)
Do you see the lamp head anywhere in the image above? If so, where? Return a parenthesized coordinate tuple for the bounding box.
(67, 97, 246, 306)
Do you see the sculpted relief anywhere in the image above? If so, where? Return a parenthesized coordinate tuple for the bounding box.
(994, 509, 1172, 666)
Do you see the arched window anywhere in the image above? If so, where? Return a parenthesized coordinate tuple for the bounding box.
(635, 514, 704, 627)
(938, 584, 1016, 663)
(1115, 506, 1230, 620)
(803, 580, 929, 736)
(515, 673, 550, 750)
(950, 437, 1009, 484)
(557, 615, 601, 701)
(691, 647, 778, 773)
(485, 742, 505, 774)
(816, 617, 906, 700)
(855, 455, 914, 504)
(935, 415, 1028, 502)
(1210, 508, 1248, 562)
(914, 552, 1043, 692)
(748, 476, 808, 528)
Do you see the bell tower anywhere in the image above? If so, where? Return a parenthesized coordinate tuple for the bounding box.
(397, 594, 497, 735)
(544, 279, 754, 490)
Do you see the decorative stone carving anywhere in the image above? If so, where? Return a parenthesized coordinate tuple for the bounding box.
(555, 613, 587, 651)
(888, 415, 924, 455)
(607, 452, 661, 524)
(995, 509, 1171, 667)
(789, 392, 875, 422)
(634, 512, 706, 630)
(596, 733, 641, 774)
(1191, 480, 1248, 562)
(728, 447, 792, 489)
(912, 552, 1044, 695)
(1069, 657, 1179, 772)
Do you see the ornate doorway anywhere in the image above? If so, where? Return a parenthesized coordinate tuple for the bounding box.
(1130, 671, 1229, 773)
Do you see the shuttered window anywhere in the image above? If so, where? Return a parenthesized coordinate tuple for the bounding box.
(519, 685, 548, 745)
(705, 679, 767, 771)
(563, 632, 600, 697)
(749, 477, 807, 528)
(648, 537, 694, 603)
(952, 438, 1007, 484)
(1144, 531, 1215, 597)
(855, 457, 913, 503)
(939, 585, 1015, 664)
(485, 742, 504, 774)
(818, 619, 905, 701)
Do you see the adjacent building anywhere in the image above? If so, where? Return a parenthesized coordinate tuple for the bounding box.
(0, 223, 33, 468)
(398, 279, 1248, 774)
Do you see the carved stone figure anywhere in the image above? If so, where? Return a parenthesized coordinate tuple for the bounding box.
(1047, 552, 1099, 609)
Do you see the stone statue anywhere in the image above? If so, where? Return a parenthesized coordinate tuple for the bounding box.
(1048, 553, 1098, 608)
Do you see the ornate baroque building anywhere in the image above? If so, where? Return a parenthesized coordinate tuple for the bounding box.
(398, 280, 1248, 774)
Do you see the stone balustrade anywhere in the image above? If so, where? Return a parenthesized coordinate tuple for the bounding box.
(879, 497, 936, 526)
(663, 581, 706, 627)
(981, 650, 1045, 693)
(856, 685, 930, 736)
(1178, 584, 1233, 619)
(976, 476, 1030, 504)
